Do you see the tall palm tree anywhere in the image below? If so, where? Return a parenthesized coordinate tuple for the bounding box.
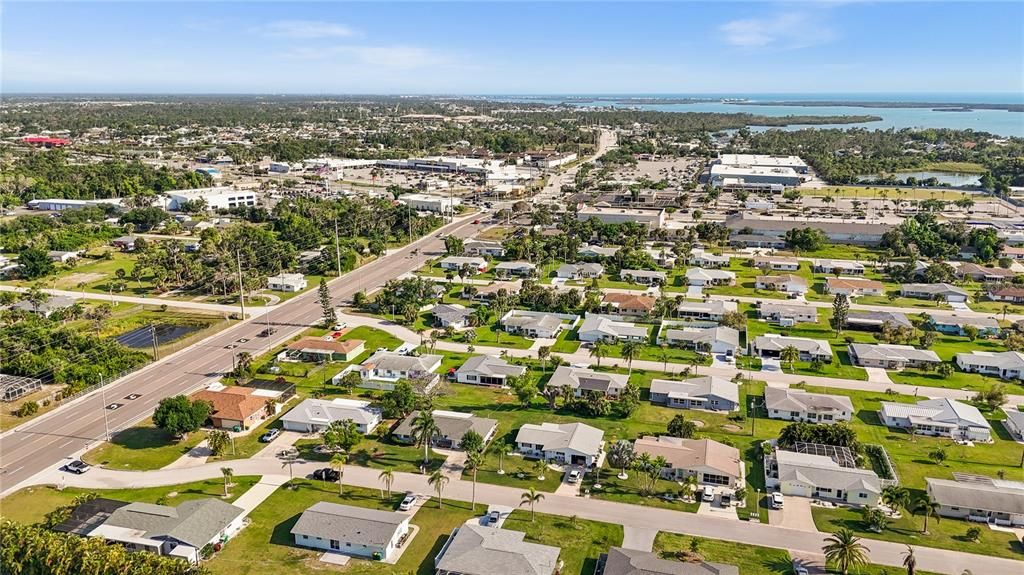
(330, 453, 346, 496)
(220, 467, 234, 497)
(465, 451, 483, 512)
(378, 468, 395, 500)
(520, 487, 545, 522)
(411, 410, 438, 465)
(902, 545, 916, 575)
(822, 528, 870, 575)
(621, 341, 642, 377)
(912, 495, 941, 534)
(428, 470, 449, 508)
(537, 346, 551, 372)
(780, 345, 801, 370)
(590, 340, 607, 367)
(881, 485, 910, 516)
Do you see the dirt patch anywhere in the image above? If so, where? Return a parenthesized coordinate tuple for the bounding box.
(56, 272, 105, 288)
(722, 424, 743, 432)
(691, 420, 706, 428)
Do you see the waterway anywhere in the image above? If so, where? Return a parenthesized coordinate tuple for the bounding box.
(115, 324, 201, 348)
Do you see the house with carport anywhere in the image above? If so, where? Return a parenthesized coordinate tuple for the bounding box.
(514, 421, 604, 467)
(648, 376, 739, 412)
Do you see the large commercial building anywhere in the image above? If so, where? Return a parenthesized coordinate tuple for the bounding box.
(576, 206, 665, 229)
(725, 213, 894, 246)
(164, 187, 258, 211)
(398, 193, 461, 214)
(709, 164, 803, 188)
(714, 154, 809, 174)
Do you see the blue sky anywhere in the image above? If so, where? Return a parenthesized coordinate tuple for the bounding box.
(3, 1, 1022, 94)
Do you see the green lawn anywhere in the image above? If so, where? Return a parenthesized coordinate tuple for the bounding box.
(82, 419, 208, 470)
(812, 504, 1023, 561)
(552, 327, 582, 353)
(0, 476, 260, 525)
(206, 482, 476, 575)
(745, 310, 870, 381)
(582, 469, 701, 513)
(295, 433, 446, 474)
(505, 509, 624, 575)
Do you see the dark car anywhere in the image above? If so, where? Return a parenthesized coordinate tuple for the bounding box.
(65, 460, 91, 474)
(258, 327, 277, 337)
(313, 468, 341, 482)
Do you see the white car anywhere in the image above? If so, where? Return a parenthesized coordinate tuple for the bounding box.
(792, 562, 810, 575)
(771, 492, 785, 509)
(701, 488, 715, 503)
(399, 493, 417, 511)
(567, 470, 582, 484)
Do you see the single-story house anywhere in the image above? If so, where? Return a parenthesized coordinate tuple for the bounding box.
(764, 387, 853, 423)
(191, 386, 273, 430)
(847, 343, 941, 370)
(357, 351, 443, 391)
(879, 398, 992, 441)
(434, 524, 560, 575)
(556, 262, 605, 280)
(926, 476, 1024, 528)
(1002, 408, 1024, 440)
(463, 239, 506, 257)
(662, 326, 739, 357)
(675, 299, 736, 322)
(285, 337, 365, 362)
(755, 274, 808, 294)
(689, 250, 730, 269)
(649, 376, 739, 412)
(500, 310, 574, 339)
(620, 269, 667, 286)
(431, 303, 473, 329)
(768, 449, 881, 506)
(955, 262, 1015, 282)
(439, 256, 487, 273)
(757, 302, 818, 326)
(281, 397, 382, 434)
(546, 365, 629, 398)
(455, 355, 526, 387)
(750, 334, 833, 362)
(927, 313, 1001, 337)
(987, 286, 1024, 304)
(493, 261, 536, 278)
(956, 351, 1024, 380)
(728, 234, 787, 250)
(633, 435, 745, 488)
(577, 315, 649, 343)
(846, 310, 913, 331)
(111, 235, 138, 251)
(825, 277, 885, 298)
(577, 244, 619, 260)
(10, 295, 76, 317)
(900, 283, 969, 303)
(392, 409, 497, 449)
(291, 502, 410, 561)
(603, 293, 656, 316)
(813, 259, 865, 275)
(47, 250, 80, 263)
(600, 547, 738, 575)
(685, 267, 736, 287)
(267, 273, 308, 292)
(466, 280, 521, 303)
(514, 421, 605, 467)
(753, 256, 800, 272)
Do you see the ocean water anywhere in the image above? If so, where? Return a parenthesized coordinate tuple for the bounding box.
(492, 93, 1024, 137)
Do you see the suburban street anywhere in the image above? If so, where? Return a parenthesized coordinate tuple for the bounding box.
(0, 211, 486, 495)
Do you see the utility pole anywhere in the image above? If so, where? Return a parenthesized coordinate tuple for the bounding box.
(235, 250, 246, 320)
(150, 324, 159, 360)
(334, 219, 342, 277)
(99, 372, 110, 442)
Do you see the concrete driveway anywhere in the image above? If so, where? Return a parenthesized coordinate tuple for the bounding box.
(761, 358, 782, 372)
(865, 367, 894, 384)
(768, 496, 818, 532)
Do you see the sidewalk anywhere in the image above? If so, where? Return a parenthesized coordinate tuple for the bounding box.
(0, 284, 270, 316)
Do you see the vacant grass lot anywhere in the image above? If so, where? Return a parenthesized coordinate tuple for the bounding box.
(505, 509, 624, 575)
(82, 418, 208, 470)
(0, 476, 259, 525)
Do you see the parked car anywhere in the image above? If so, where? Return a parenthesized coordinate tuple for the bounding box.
(791, 562, 810, 575)
(720, 492, 731, 506)
(567, 470, 582, 484)
(701, 488, 715, 503)
(399, 492, 417, 511)
(771, 492, 784, 510)
(313, 468, 341, 482)
(260, 428, 281, 443)
(65, 460, 90, 474)
(333, 322, 348, 331)
(488, 510, 501, 525)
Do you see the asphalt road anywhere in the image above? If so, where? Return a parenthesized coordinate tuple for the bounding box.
(0, 212, 487, 495)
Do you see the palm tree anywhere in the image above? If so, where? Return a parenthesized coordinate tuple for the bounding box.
(537, 346, 551, 372)
(822, 528, 870, 575)
(220, 467, 234, 497)
(207, 430, 230, 456)
(902, 545, 916, 575)
(621, 341, 642, 377)
(881, 485, 910, 516)
(428, 470, 449, 508)
(658, 345, 670, 372)
(534, 459, 547, 481)
(465, 451, 483, 512)
(411, 410, 438, 465)
(912, 495, 941, 534)
(780, 345, 801, 370)
(520, 487, 545, 521)
(590, 340, 607, 367)
(378, 468, 395, 500)
(330, 453, 346, 496)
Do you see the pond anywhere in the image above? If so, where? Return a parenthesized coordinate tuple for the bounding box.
(856, 171, 982, 187)
(115, 324, 202, 348)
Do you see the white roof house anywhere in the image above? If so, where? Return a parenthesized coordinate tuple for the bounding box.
(281, 398, 382, 434)
(620, 269, 668, 285)
(758, 302, 818, 326)
(577, 315, 649, 343)
(900, 283, 969, 302)
(956, 351, 1024, 381)
(439, 256, 487, 272)
(555, 262, 605, 279)
(649, 376, 739, 412)
(661, 326, 739, 355)
(500, 310, 575, 339)
(357, 352, 443, 391)
(514, 422, 605, 467)
(545, 365, 629, 398)
(926, 476, 1024, 527)
(684, 267, 736, 286)
(434, 524, 560, 575)
(675, 299, 737, 321)
(291, 502, 411, 561)
(847, 344, 941, 370)
(770, 450, 881, 506)
(764, 387, 853, 423)
(879, 398, 992, 441)
(750, 334, 833, 361)
(267, 273, 308, 292)
(455, 355, 526, 387)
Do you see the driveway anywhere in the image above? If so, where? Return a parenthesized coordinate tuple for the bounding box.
(686, 286, 703, 298)
(697, 499, 740, 521)
(554, 466, 582, 496)
(768, 496, 818, 532)
(622, 526, 659, 551)
(711, 354, 735, 369)
(760, 358, 782, 372)
(865, 367, 893, 384)
(253, 430, 303, 459)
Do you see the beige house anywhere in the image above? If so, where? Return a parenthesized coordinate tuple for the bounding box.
(634, 435, 745, 488)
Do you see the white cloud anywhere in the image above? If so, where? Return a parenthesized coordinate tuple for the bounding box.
(281, 44, 446, 69)
(255, 20, 356, 39)
(719, 12, 835, 49)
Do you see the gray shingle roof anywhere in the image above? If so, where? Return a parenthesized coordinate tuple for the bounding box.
(546, 365, 629, 394)
(435, 524, 560, 575)
(764, 387, 853, 414)
(515, 421, 603, 453)
(393, 410, 497, 444)
(103, 499, 244, 549)
(457, 355, 527, 379)
(290, 502, 408, 547)
(282, 398, 381, 428)
(927, 477, 1024, 515)
(848, 343, 940, 364)
(602, 546, 739, 575)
